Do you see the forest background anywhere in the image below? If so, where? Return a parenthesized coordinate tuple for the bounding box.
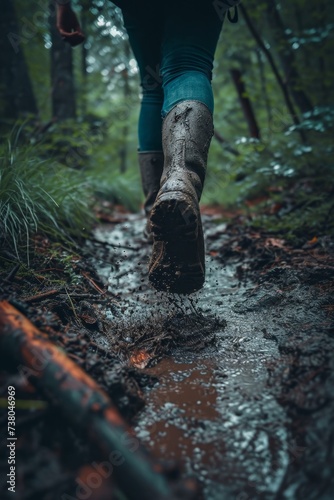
(1, 0, 334, 257)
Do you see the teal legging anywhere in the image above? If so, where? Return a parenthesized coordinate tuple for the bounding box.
(121, 0, 224, 152)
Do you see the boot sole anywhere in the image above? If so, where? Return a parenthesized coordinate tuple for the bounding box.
(148, 192, 205, 294)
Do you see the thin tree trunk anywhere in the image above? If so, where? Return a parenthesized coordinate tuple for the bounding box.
(49, 0, 76, 120)
(256, 49, 272, 129)
(240, 4, 307, 144)
(317, 0, 329, 104)
(230, 68, 260, 139)
(81, 2, 89, 117)
(0, 0, 38, 121)
(119, 43, 131, 173)
(119, 72, 129, 173)
(262, 0, 313, 114)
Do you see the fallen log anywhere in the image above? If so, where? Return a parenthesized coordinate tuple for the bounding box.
(0, 301, 195, 500)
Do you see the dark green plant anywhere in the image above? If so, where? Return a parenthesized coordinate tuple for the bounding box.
(0, 126, 95, 261)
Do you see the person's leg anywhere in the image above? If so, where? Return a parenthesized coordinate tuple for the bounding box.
(121, 4, 164, 152)
(161, 0, 224, 116)
(148, 1, 224, 293)
(121, 4, 164, 239)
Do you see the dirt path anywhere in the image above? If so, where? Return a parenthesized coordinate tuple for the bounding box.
(1, 211, 334, 499)
(89, 212, 334, 499)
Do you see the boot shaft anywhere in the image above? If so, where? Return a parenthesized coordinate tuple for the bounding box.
(161, 100, 214, 200)
(138, 151, 164, 214)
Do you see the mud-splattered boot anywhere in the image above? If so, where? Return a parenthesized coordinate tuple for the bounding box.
(148, 101, 214, 294)
(138, 151, 164, 241)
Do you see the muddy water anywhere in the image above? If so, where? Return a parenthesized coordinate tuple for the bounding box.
(90, 214, 334, 499)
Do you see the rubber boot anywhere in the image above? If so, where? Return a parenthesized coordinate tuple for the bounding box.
(138, 151, 164, 241)
(148, 100, 214, 294)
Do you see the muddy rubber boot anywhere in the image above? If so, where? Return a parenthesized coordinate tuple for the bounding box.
(148, 101, 214, 294)
(138, 151, 164, 241)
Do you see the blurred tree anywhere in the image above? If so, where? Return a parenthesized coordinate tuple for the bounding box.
(118, 42, 131, 173)
(262, 0, 313, 114)
(0, 0, 38, 122)
(239, 3, 305, 142)
(49, 0, 76, 119)
(230, 68, 261, 138)
(80, 0, 89, 116)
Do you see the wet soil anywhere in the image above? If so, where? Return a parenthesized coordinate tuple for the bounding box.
(88, 212, 334, 499)
(1, 210, 334, 499)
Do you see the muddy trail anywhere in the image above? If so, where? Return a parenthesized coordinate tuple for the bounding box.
(1, 211, 334, 500)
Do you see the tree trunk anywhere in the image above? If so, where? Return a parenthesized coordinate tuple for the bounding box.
(49, 1, 76, 120)
(263, 0, 313, 114)
(256, 49, 272, 129)
(230, 68, 261, 139)
(316, 0, 330, 104)
(81, 2, 89, 117)
(0, 0, 38, 121)
(240, 4, 307, 144)
(119, 43, 131, 173)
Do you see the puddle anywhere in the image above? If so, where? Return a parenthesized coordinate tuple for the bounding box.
(133, 307, 289, 499)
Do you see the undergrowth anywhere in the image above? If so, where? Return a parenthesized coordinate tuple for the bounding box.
(36, 118, 142, 212)
(0, 127, 95, 262)
(204, 106, 334, 243)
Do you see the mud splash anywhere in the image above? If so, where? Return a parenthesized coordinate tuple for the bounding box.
(89, 213, 334, 499)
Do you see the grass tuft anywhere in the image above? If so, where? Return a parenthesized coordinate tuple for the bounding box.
(0, 128, 95, 262)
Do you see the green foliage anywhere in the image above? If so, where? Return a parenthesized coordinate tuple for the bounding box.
(204, 105, 334, 242)
(33, 118, 105, 170)
(35, 117, 142, 211)
(6, 0, 334, 243)
(88, 161, 142, 213)
(0, 126, 95, 261)
(252, 192, 334, 244)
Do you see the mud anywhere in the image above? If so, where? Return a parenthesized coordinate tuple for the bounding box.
(88, 213, 334, 499)
(1, 211, 333, 500)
